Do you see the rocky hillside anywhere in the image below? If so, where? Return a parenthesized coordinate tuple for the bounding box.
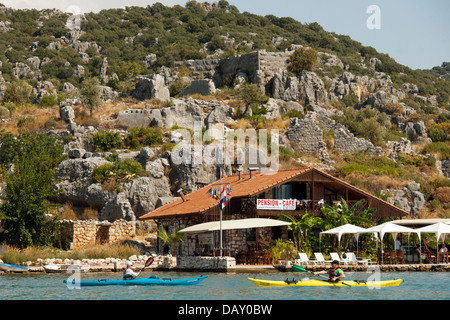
(0, 1, 449, 222)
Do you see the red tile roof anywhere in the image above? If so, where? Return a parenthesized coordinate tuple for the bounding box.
(139, 168, 310, 219)
(139, 167, 409, 220)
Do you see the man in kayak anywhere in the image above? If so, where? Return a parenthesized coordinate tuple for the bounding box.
(123, 262, 139, 280)
(313, 260, 345, 282)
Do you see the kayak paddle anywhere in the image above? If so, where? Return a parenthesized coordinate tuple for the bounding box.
(136, 256, 154, 278)
(292, 264, 351, 286)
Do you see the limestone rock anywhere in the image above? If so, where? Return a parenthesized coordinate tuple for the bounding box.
(100, 85, 118, 102)
(272, 70, 299, 101)
(385, 185, 426, 217)
(334, 124, 382, 156)
(298, 70, 328, 105)
(146, 159, 165, 179)
(13, 62, 32, 79)
(179, 79, 216, 97)
(123, 177, 171, 217)
(132, 74, 170, 101)
(59, 101, 75, 123)
(117, 109, 150, 128)
(99, 192, 135, 222)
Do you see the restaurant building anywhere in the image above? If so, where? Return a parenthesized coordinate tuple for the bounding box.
(139, 167, 408, 261)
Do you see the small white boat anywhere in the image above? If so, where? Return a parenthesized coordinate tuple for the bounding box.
(0, 262, 30, 273)
(43, 264, 90, 273)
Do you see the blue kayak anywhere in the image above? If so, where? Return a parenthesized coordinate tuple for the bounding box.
(64, 275, 207, 287)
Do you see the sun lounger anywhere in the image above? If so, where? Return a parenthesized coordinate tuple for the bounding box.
(330, 252, 348, 265)
(344, 252, 371, 265)
(314, 252, 332, 265)
(294, 252, 317, 265)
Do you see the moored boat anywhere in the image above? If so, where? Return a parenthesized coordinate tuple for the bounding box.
(248, 277, 404, 287)
(0, 262, 30, 273)
(44, 264, 90, 273)
(64, 275, 208, 287)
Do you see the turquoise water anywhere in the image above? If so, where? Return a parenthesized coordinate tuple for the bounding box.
(1, 271, 449, 300)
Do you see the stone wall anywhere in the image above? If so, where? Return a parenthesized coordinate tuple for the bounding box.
(61, 219, 135, 249)
(176, 256, 235, 271)
(173, 58, 220, 79)
(173, 50, 290, 90)
(286, 118, 323, 154)
(334, 124, 382, 156)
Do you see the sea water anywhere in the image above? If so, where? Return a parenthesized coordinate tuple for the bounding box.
(0, 271, 448, 301)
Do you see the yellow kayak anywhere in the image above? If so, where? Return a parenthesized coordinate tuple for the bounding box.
(248, 278, 404, 287)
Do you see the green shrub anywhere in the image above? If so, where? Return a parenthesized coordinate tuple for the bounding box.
(0, 106, 10, 118)
(90, 130, 124, 152)
(283, 109, 304, 120)
(427, 126, 449, 142)
(126, 127, 163, 149)
(421, 142, 450, 159)
(39, 94, 57, 107)
(91, 163, 114, 184)
(17, 117, 35, 127)
(92, 158, 145, 190)
(339, 154, 402, 177)
(169, 78, 190, 97)
(287, 47, 319, 74)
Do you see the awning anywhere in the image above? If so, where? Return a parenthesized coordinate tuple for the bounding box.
(390, 218, 450, 228)
(319, 224, 367, 243)
(178, 218, 291, 233)
(357, 222, 419, 241)
(416, 223, 450, 243)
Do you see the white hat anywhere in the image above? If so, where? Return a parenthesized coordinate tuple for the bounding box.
(126, 262, 133, 267)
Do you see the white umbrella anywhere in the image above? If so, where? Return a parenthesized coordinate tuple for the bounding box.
(179, 218, 291, 233)
(319, 224, 367, 253)
(415, 222, 450, 243)
(358, 222, 419, 264)
(416, 223, 450, 262)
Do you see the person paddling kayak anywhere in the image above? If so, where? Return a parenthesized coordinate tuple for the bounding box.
(123, 262, 139, 280)
(313, 260, 345, 282)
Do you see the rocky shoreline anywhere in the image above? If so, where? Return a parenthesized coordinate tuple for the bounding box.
(2, 258, 450, 273)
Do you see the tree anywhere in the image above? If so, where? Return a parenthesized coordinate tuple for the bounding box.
(0, 131, 65, 249)
(157, 227, 184, 256)
(278, 211, 322, 255)
(320, 198, 376, 252)
(287, 47, 319, 74)
(3, 80, 32, 106)
(237, 83, 269, 117)
(80, 77, 103, 117)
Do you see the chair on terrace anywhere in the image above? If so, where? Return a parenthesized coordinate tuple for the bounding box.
(388, 251, 397, 264)
(314, 252, 332, 265)
(294, 253, 317, 265)
(395, 250, 405, 264)
(345, 252, 371, 265)
(330, 252, 348, 265)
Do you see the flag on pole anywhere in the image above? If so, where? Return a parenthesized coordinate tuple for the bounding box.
(221, 168, 223, 179)
(219, 187, 227, 210)
(226, 185, 231, 196)
(206, 188, 212, 198)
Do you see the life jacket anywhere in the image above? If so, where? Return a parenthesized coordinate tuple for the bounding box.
(328, 266, 342, 281)
(123, 268, 134, 280)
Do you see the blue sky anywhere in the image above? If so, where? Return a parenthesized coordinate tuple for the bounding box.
(3, 0, 449, 70)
